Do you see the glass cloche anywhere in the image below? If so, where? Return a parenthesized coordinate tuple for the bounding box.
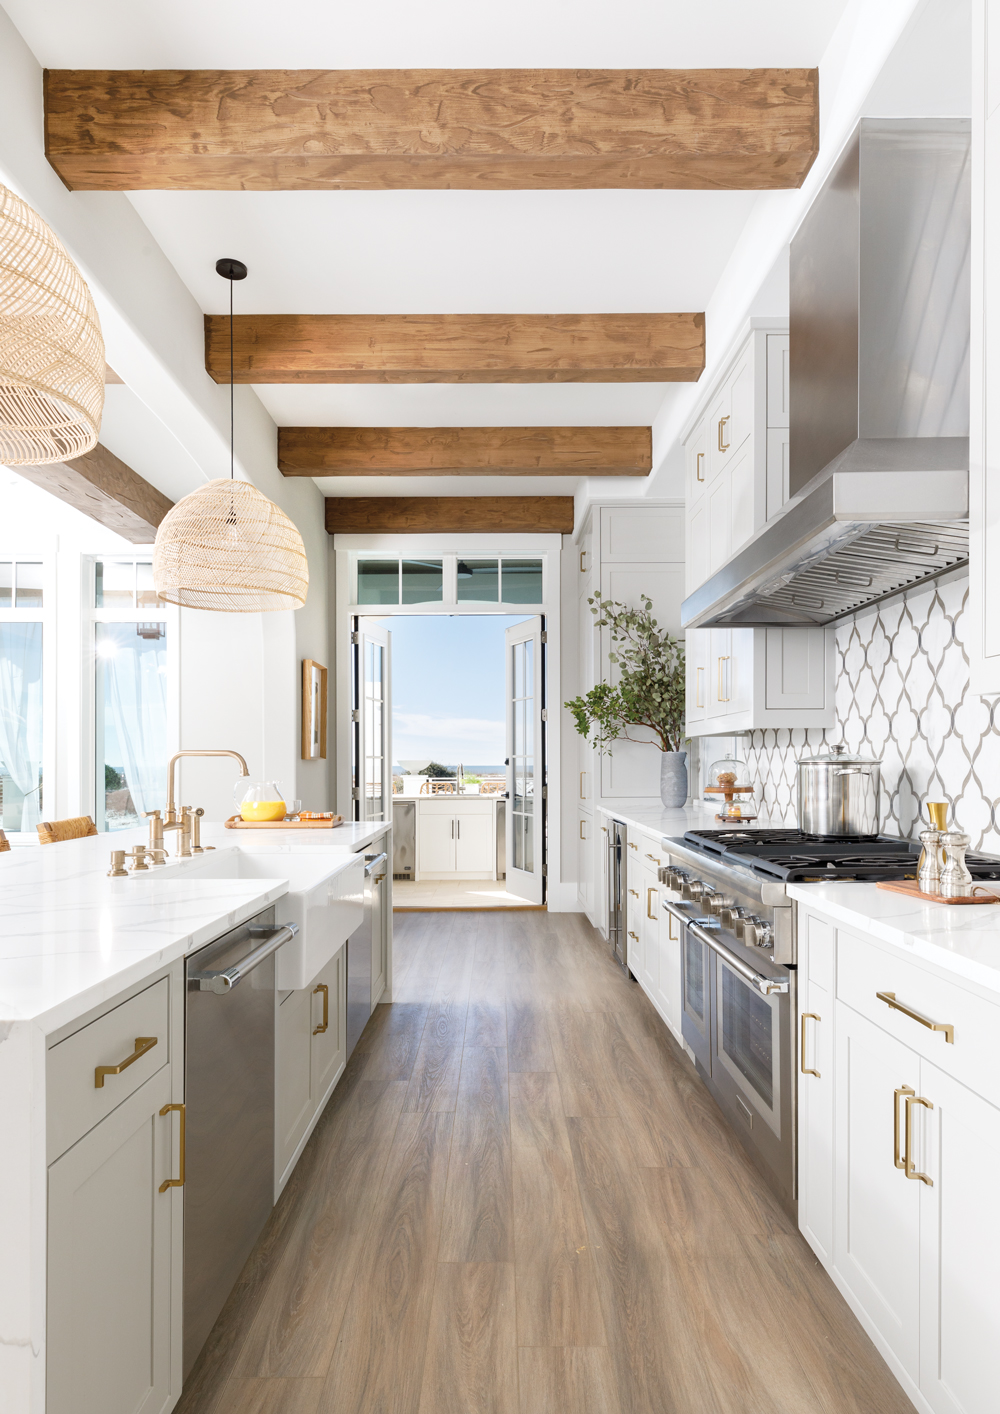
(703, 753, 755, 820)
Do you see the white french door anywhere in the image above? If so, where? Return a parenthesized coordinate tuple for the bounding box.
(353, 620, 391, 822)
(505, 616, 545, 904)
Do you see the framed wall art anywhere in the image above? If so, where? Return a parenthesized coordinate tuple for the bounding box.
(301, 658, 328, 760)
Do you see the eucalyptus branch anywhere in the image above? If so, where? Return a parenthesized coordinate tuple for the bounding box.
(564, 591, 686, 755)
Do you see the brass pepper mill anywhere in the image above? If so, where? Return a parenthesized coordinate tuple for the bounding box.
(917, 801, 948, 894)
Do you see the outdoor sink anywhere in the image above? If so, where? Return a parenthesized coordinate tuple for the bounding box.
(162, 847, 364, 989)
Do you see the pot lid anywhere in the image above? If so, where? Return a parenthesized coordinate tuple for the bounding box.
(796, 743, 882, 767)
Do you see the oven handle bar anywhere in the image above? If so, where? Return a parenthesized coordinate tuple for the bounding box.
(662, 901, 789, 996)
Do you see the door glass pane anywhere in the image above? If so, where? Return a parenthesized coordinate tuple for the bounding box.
(0, 622, 43, 830)
(15, 562, 43, 609)
(721, 965, 774, 1108)
(457, 559, 499, 602)
(135, 562, 162, 609)
(95, 560, 135, 608)
(357, 559, 400, 605)
(95, 622, 168, 831)
(684, 932, 705, 1023)
(363, 640, 386, 820)
(502, 559, 543, 604)
(0, 563, 11, 607)
(401, 559, 443, 604)
(514, 642, 524, 699)
(523, 814, 533, 873)
(523, 638, 533, 697)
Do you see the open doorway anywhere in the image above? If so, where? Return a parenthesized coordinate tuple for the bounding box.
(372, 614, 545, 911)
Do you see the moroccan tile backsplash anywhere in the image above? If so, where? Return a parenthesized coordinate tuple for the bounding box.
(741, 573, 1000, 852)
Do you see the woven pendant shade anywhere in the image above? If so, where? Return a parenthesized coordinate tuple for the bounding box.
(0, 183, 105, 465)
(153, 478, 309, 612)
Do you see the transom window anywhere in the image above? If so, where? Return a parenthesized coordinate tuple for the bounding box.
(355, 555, 543, 607)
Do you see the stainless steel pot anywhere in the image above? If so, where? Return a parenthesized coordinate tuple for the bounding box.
(796, 744, 882, 837)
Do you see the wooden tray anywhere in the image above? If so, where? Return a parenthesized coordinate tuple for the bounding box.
(876, 879, 1000, 905)
(715, 814, 758, 823)
(224, 814, 344, 830)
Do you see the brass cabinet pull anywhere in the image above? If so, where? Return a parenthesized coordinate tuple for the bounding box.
(579, 819, 587, 840)
(717, 656, 731, 703)
(95, 1035, 157, 1089)
(696, 665, 705, 708)
(600, 824, 608, 833)
(579, 770, 586, 799)
(628, 888, 640, 898)
(628, 842, 638, 851)
(579, 549, 588, 572)
(904, 1093, 934, 1186)
(877, 991, 954, 1043)
(159, 1102, 185, 1192)
(800, 1013, 821, 1078)
(645, 852, 660, 864)
(628, 930, 639, 941)
(893, 1085, 915, 1169)
(313, 982, 329, 1035)
(647, 887, 657, 921)
(696, 450, 705, 482)
(718, 415, 731, 453)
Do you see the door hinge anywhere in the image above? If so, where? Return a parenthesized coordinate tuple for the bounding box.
(351, 709, 360, 722)
(540, 631, 548, 643)
(541, 786, 548, 799)
(542, 863, 548, 876)
(352, 787, 361, 800)
(351, 631, 359, 644)
(540, 708, 548, 721)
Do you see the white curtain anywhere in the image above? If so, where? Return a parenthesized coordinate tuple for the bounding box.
(0, 622, 43, 831)
(103, 627, 168, 818)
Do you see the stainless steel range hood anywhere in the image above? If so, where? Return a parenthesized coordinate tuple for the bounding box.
(682, 119, 970, 630)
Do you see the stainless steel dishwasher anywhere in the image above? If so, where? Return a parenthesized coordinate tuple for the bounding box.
(346, 851, 388, 1059)
(183, 906, 297, 1379)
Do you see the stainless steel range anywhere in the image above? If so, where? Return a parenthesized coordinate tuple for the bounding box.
(660, 828, 1000, 1219)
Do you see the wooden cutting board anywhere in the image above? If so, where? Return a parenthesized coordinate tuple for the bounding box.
(224, 814, 344, 829)
(876, 879, 1000, 905)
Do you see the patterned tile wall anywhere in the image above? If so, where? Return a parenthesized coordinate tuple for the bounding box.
(742, 572, 1000, 851)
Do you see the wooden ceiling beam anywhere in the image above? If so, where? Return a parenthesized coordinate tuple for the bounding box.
(44, 68, 819, 192)
(325, 496, 574, 534)
(279, 425, 652, 476)
(205, 312, 704, 384)
(11, 443, 174, 544)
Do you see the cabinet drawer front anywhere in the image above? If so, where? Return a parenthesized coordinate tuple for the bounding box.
(48, 978, 170, 1161)
(836, 928, 1000, 1107)
(451, 798, 497, 815)
(637, 834, 664, 868)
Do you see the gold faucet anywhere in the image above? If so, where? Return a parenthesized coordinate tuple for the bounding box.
(147, 750, 250, 858)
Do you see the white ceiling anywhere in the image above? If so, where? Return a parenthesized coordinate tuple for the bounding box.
(4, 0, 852, 495)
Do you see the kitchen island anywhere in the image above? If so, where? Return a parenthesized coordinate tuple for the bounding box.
(0, 820, 389, 1414)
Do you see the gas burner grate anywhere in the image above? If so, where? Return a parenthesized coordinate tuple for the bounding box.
(680, 828, 1000, 883)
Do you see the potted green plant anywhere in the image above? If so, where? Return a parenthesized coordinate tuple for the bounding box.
(565, 591, 688, 808)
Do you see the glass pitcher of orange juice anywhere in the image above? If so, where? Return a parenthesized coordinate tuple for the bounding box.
(235, 780, 287, 823)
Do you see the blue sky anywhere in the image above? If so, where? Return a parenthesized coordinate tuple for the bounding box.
(376, 614, 533, 769)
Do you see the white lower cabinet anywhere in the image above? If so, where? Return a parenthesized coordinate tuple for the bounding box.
(798, 907, 1000, 1414)
(276, 944, 347, 1193)
(656, 893, 684, 1040)
(48, 1067, 175, 1414)
(628, 833, 683, 1044)
(416, 799, 496, 878)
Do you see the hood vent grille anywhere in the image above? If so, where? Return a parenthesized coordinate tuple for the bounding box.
(754, 520, 969, 623)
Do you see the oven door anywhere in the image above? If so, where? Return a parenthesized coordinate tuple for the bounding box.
(713, 949, 786, 1140)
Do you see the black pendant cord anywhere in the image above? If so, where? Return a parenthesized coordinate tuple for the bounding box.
(215, 257, 248, 484)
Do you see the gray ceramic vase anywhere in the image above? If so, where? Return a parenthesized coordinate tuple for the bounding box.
(659, 750, 688, 809)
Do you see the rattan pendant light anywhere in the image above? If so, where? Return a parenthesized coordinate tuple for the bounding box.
(0, 182, 105, 465)
(153, 258, 308, 612)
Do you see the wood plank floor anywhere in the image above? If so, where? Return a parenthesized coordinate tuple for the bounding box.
(177, 910, 914, 1414)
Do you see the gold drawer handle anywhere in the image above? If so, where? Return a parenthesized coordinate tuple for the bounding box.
(696, 665, 705, 708)
(718, 415, 731, 452)
(877, 991, 954, 1043)
(893, 1084, 915, 1169)
(696, 450, 705, 482)
(628, 930, 639, 941)
(95, 1035, 157, 1089)
(667, 911, 679, 941)
(628, 888, 640, 898)
(313, 982, 329, 1035)
(579, 819, 587, 840)
(579, 770, 586, 799)
(717, 656, 730, 702)
(159, 1102, 185, 1192)
(801, 1013, 821, 1077)
(645, 852, 660, 864)
(647, 887, 657, 920)
(628, 842, 638, 851)
(579, 550, 588, 572)
(904, 1093, 934, 1186)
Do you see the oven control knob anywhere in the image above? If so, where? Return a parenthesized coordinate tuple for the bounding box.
(742, 916, 773, 948)
(720, 904, 743, 930)
(681, 878, 705, 902)
(707, 894, 734, 917)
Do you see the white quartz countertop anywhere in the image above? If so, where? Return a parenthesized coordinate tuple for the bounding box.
(787, 880, 1000, 998)
(594, 798, 788, 840)
(0, 821, 385, 1032)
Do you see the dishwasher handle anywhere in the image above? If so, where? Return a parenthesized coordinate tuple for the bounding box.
(365, 851, 388, 878)
(190, 922, 298, 993)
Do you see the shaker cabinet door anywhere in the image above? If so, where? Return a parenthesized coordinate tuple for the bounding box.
(48, 1067, 174, 1414)
(419, 812, 456, 873)
(833, 1003, 921, 1387)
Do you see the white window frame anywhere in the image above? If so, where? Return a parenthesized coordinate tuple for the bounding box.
(348, 547, 549, 613)
(83, 555, 180, 830)
(0, 551, 56, 841)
